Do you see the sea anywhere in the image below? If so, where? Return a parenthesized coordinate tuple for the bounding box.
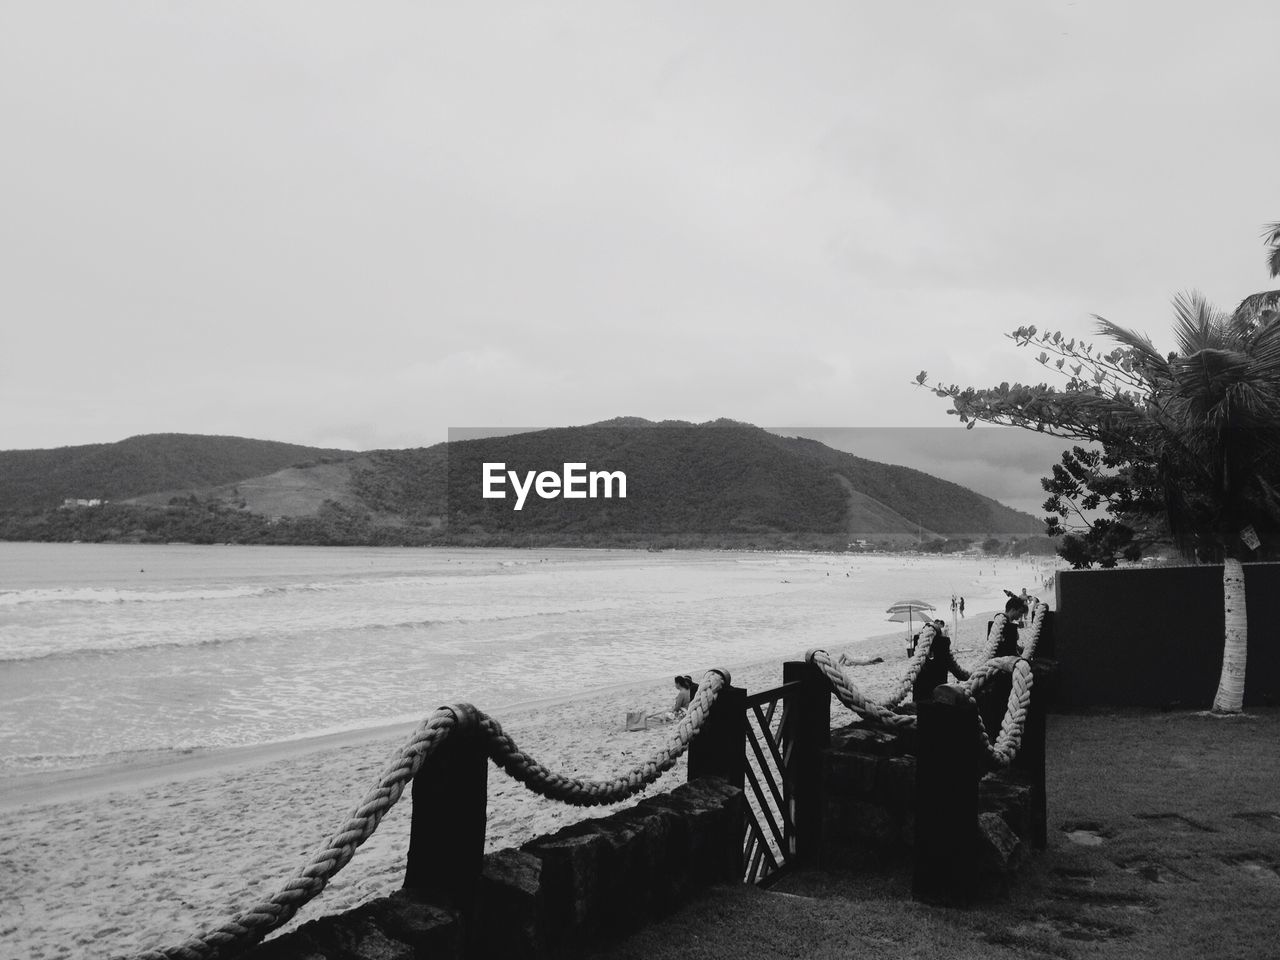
(0, 542, 1051, 780)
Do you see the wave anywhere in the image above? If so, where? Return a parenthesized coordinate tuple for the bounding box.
(0, 573, 473, 608)
(0, 743, 213, 776)
(0, 583, 306, 607)
(0, 601, 629, 663)
(0, 588, 647, 663)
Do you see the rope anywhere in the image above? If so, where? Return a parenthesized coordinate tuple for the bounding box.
(816, 595, 1048, 755)
(959, 656, 1019, 697)
(124, 671, 728, 960)
(969, 658, 1035, 766)
(811, 618, 966, 727)
(980, 612, 1009, 662)
(805, 649, 917, 729)
(1019, 598, 1046, 660)
(880, 623, 936, 708)
(126, 706, 463, 960)
(483, 669, 727, 806)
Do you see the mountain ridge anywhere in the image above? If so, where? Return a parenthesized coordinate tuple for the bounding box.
(0, 420, 1044, 546)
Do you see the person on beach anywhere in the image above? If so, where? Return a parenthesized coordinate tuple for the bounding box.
(959, 596, 965, 616)
(995, 595, 1029, 657)
(629, 674, 700, 730)
(670, 674, 698, 716)
(838, 651, 884, 667)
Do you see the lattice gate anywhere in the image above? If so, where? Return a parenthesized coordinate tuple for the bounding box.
(741, 680, 801, 885)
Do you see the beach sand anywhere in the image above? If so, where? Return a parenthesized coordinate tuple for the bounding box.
(0, 608, 1010, 960)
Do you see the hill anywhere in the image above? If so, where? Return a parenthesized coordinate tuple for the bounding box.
(0, 421, 1041, 547)
(0, 434, 356, 512)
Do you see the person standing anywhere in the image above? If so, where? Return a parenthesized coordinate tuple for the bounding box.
(959, 596, 965, 617)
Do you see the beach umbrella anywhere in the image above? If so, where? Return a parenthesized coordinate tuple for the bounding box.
(886, 599, 936, 635)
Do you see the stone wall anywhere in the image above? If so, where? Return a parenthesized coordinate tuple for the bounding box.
(244, 777, 743, 960)
(821, 721, 1035, 892)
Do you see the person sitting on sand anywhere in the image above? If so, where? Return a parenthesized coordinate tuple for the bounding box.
(628, 675, 701, 730)
(670, 674, 698, 716)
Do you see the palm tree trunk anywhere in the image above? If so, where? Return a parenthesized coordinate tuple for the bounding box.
(1211, 556, 1248, 713)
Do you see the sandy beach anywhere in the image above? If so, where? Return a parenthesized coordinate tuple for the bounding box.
(0, 608, 1011, 959)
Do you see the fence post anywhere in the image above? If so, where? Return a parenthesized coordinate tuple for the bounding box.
(404, 704, 488, 916)
(687, 671, 746, 790)
(783, 659, 830, 867)
(1013, 659, 1056, 850)
(1036, 611, 1056, 659)
(913, 684, 982, 905)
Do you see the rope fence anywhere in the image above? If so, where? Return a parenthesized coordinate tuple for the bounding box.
(808, 598, 1049, 769)
(126, 670, 729, 960)
(124, 598, 1051, 959)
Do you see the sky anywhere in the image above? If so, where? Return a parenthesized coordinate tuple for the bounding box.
(2, 2, 1277, 511)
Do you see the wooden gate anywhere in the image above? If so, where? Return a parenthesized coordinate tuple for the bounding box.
(686, 661, 830, 887)
(742, 680, 801, 885)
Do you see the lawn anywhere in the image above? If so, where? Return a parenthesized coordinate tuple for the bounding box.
(592, 708, 1280, 960)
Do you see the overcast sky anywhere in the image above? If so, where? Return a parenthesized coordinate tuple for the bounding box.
(2, 2, 1277, 508)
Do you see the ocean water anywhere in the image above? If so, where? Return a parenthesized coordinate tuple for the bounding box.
(0, 543, 1047, 777)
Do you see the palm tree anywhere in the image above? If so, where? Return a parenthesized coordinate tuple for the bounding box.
(925, 221, 1280, 712)
(1098, 290, 1280, 712)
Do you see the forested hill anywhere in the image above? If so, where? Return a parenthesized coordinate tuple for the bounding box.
(761, 432, 1033, 537)
(0, 421, 1040, 546)
(412, 419, 1034, 538)
(0, 434, 355, 511)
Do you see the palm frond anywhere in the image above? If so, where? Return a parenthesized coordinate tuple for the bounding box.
(1233, 289, 1280, 329)
(1264, 222, 1280, 278)
(1171, 291, 1232, 354)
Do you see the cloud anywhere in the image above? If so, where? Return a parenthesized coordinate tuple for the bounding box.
(2, 2, 1277, 450)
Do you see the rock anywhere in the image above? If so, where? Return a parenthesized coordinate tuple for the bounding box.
(477, 848, 545, 959)
(978, 810, 1025, 874)
(521, 824, 611, 945)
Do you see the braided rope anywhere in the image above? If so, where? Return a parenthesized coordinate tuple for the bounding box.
(126, 706, 463, 960)
(980, 612, 1009, 662)
(959, 656, 1019, 696)
(484, 669, 727, 806)
(880, 624, 936, 708)
(967, 658, 1035, 766)
(1019, 598, 1046, 660)
(805, 649, 917, 729)
(126, 671, 729, 960)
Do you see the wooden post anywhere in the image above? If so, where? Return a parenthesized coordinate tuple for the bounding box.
(1013, 659, 1056, 850)
(783, 659, 830, 867)
(913, 684, 982, 905)
(404, 704, 488, 914)
(1036, 610, 1056, 659)
(687, 671, 746, 790)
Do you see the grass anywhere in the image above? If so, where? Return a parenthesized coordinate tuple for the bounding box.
(591, 708, 1280, 960)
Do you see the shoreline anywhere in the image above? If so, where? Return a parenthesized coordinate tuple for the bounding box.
(0, 669, 720, 813)
(0, 603, 1016, 814)
(0, 626, 928, 813)
(2, 601, 1029, 819)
